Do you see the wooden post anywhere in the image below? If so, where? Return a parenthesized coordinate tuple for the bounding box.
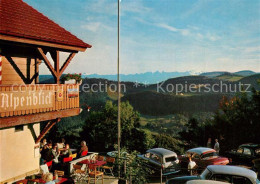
(35, 118, 60, 144)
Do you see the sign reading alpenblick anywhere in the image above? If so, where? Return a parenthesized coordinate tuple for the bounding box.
(0, 90, 54, 112)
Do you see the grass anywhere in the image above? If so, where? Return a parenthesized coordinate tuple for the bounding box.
(217, 75, 244, 81)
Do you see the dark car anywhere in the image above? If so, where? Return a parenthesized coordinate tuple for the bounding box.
(166, 165, 260, 184)
(178, 147, 229, 170)
(137, 148, 180, 175)
(226, 143, 260, 167)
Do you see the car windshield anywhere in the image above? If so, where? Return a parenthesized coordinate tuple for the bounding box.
(165, 156, 177, 162)
(201, 152, 218, 160)
(200, 168, 212, 180)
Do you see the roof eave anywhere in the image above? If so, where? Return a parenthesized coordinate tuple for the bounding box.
(0, 34, 90, 52)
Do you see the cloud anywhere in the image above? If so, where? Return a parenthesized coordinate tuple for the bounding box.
(156, 23, 190, 36)
(244, 46, 260, 53)
(121, 1, 151, 14)
(81, 22, 114, 32)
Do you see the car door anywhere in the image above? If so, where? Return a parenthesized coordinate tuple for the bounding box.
(231, 175, 252, 184)
(192, 153, 202, 168)
(241, 147, 253, 166)
(232, 147, 243, 164)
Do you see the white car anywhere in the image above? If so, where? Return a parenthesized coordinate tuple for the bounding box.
(168, 165, 260, 184)
(138, 148, 180, 174)
(186, 180, 230, 184)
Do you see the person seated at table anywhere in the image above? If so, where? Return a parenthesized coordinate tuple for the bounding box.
(57, 138, 66, 150)
(51, 143, 60, 163)
(42, 173, 55, 184)
(78, 141, 88, 156)
(62, 144, 72, 157)
(40, 138, 47, 151)
(41, 144, 53, 162)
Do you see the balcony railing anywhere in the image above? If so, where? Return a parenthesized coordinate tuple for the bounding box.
(0, 84, 79, 118)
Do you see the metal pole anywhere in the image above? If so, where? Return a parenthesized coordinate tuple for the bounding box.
(117, 0, 121, 179)
(160, 167, 163, 184)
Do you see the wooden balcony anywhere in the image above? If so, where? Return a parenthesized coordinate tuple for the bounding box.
(0, 84, 80, 128)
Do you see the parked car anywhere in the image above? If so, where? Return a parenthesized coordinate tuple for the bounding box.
(179, 147, 229, 170)
(137, 148, 180, 175)
(225, 143, 260, 167)
(167, 165, 260, 184)
(186, 180, 230, 184)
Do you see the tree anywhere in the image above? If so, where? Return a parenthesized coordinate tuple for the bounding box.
(80, 101, 153, 152)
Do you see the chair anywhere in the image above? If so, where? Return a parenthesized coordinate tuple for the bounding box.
(16, 179, 28, 184)
(63, 156, 73, 163)
(71, 164, 88, 182)
(96, 155, 104, 161)
(81, 150, 88, 157)
(40, 164, 49, 174)
(70, 153, 77, 159)
(102, 157, 115, 176)
(54, 170, 64, 177)
(88, 164, 104, 184)
(46, 160, 52, 167)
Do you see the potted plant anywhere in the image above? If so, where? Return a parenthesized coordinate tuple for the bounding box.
(61, 73, 82, 84)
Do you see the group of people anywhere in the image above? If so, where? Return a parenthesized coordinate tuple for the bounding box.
(207, 138, 220, 154)
(40, 138, 88, 167)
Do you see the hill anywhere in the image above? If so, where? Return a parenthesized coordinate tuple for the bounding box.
(234, 70, 256, 76)
(216, 72, 244, 81)
(121, 91, 228, 116)
(85, 71, 192, 83)
(238, 74, 260, 90)
(200, 71, 228, 78)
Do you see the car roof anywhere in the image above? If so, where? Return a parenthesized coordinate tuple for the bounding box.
(207, 165, 257, 182)
(147, 148, 177, 157)
(187, 147, 215, 155)
(187, 180, 229, 184)
(240, 143, 260, 149)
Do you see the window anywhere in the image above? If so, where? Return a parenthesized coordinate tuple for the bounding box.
(232, 175, 251, 184)
(237, 147, 243, 154)
(201, 152, 218, 160)
(15, 125, 24, 132)
(243, 148, 252, 156)
(211, 174, 232, 183)
(255, 149, 260, 155)
(165, 156, 177, 162)
(192, 153, 200, 160)
(200, 168, 212, 180)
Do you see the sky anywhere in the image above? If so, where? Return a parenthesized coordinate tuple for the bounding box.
(24, 0, 260, 75)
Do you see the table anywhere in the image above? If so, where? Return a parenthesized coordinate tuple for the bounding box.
(28, 177, 68, 184)
(79, 159, 106, 167)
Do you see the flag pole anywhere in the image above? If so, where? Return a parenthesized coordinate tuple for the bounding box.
(117, 0, 121, 179)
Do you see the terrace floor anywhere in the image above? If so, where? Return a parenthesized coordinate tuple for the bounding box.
(75, 175, 118, 184)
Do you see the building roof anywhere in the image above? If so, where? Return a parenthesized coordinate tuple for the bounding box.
(187, 147, 216, 155)
(147, 148, 177, 157)
(207, 165, 257, 183)
(0, 0, 91, 50)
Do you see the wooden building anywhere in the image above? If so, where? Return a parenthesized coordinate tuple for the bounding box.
(0, 0, 91, 183)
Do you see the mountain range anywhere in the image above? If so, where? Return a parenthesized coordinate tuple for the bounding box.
(84, 70, 257, 83)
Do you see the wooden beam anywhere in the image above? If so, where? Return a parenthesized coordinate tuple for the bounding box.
(5, 56, 28, 83)
(59, 52, 76, 74)
(35, 58, 40, 84)
(37, 47, 57, 77)
(0, 34, 89, 52)
(26, 58, 31, 80)
(50, 50, 60, 84)
(35, 118, 60, 144)
(0, 108, 81, 129)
